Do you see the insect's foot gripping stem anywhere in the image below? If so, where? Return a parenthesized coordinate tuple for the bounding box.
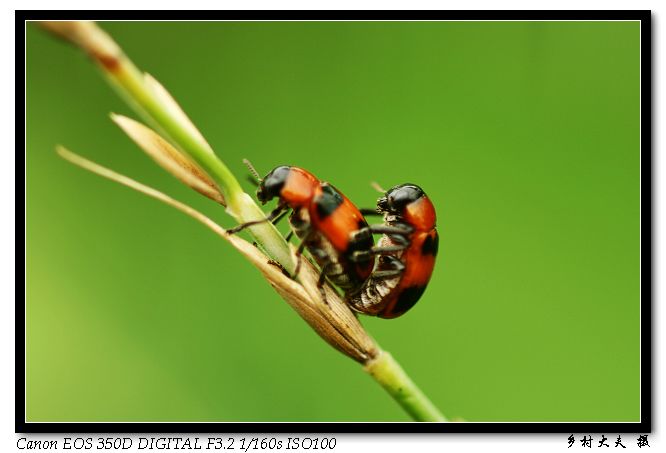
(226, 218, 269, 235)
(315, 262, 334, 306)
(227, 205, 287, 235)
(289, 227, 315, 280)
(226, 222, 254, 235)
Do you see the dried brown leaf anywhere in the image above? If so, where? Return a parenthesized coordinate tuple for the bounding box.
(111, 114, 225, 205)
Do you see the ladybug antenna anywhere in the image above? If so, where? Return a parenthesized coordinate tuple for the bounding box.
(243, 158, 262, 182)
(370, 181, 386, 193)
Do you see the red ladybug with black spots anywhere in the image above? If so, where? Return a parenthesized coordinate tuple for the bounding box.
(349, 183, 439, 318)
(229, 163, 375, 296)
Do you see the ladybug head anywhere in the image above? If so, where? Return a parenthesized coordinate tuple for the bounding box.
(377, 184, 425, 214)
(377, 183, 436, 230)
(257, 166, 291, 204)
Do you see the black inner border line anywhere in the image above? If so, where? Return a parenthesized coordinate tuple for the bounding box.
(16, 9, 652, 434)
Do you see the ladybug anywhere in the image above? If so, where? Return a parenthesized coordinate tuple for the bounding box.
(228, 162, 375, 296)
(348, 183, 439, 318)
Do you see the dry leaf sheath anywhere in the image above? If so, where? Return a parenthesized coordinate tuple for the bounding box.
(41, 21, 447, 422)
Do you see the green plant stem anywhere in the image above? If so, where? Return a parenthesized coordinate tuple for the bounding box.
(365, 351, 447, 422)
(95, 33, 294, 270)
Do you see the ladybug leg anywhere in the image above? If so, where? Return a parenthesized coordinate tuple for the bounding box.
(270, 209, 295, 242)
(367, 224, 414, 235)
(316, 262, 333, 305)
(292, 240, 308, 278)
(350, 224, 412, 244)
(293, 241, 333, 305)
(292, 227, 315, 279)
(227, 204, 286, 234)
(271, 209, 289, 225)
(349, 245, 404, 262)
(349, 235, 409, 262)
(372, 256, 405, 280)
(359, 208, 382, 216)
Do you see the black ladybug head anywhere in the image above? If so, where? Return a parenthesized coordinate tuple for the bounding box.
(377, 183, 426, 214)
(257, 166, 291, 204)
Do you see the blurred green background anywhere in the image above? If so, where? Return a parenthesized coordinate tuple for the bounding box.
(26, 21, 640, 422)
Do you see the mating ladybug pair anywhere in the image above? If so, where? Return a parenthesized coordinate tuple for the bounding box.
(228, 163, 438, 319)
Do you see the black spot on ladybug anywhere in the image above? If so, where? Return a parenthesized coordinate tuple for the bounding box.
(315, 184, 344, 219)
(388, 285, 426, 317)
(348, 229, 373, 253)
(421, 232, 439, 256)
